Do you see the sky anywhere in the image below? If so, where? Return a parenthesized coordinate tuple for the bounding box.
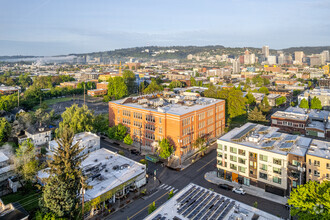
(1, 0, 330, 56)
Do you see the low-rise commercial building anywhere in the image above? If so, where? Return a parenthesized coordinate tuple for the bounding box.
(217, 123, 311, 196)
(87, 89, 107, 97)
(0, 85, 21, 95)
(145, 183, 281, 220)
(271, 110, 308, 135)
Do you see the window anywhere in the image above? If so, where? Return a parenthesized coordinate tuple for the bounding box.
(159, 117, 162, 124)
(230, 147, 237, 154)
(230, 155, 237, 162)
(314, 160, 320, 167)
(292, 181, 297, 188)
(249, 161, 253, 166)
(145, 132, 155, 140)
(273, 158, 282, 165)
(133, 112, 142, 119)
(314, 170, 320, 177)
(123, 110, 131, 117)
(145, 124, 155, 131)
(259, 154, 268, 162)
(259, 172, 268, 180)
(218, 153, 223, 158)
(327, 163, 330, 170)
(146, 115, 155, 123)
(230, 164, 237, 170)
(250, 153, 257, 158)
(260, 164, 267, 171)
(122, 118, 131, 125)
(133, 121, 142, 128)
(159, 127, 162, 134)
(238, 149, 245, 156)
(273, 167, 282, 174)
(238, 158, 246, 164)
(218, 144, 223, 150)
(309, 159, 311, 165)
(327, 174, 330, 180)
(238, 166, 246, 173)
(292, 160, 301, 167)
(273, 177, 282, 184)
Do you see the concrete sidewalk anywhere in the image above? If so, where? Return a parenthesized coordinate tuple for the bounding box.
(205, 171, 288, 205)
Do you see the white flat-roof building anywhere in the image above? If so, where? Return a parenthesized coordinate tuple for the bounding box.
(48, 132, 100, 157)
(38, 148, 146, 214)
(145, 183, 281, 220)
(0, 152, 14, 183)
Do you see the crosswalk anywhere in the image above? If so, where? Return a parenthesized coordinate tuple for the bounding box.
(159, 183, 179, 194)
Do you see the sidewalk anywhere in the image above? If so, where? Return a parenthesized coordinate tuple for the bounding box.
(205, 171, 288, 205)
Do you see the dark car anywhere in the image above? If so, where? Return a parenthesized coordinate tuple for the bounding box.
(218, 184, 233, 190)
(130, 149, 140, 155)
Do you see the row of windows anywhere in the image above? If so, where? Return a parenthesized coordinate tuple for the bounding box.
(133, 121, 142, 128)
(123, 110, 131, 117)
(122, 118, 131, 125)
(182, 117, 192, 126)
(273, 120, 304, 128)
(308, 159, 330, 169)
(133, 112, 143, 119)
(183, 126, 194, 136)
(145, 124, 155, 131)
(145, 132, 155, 140)
(207, 118, 214, 125)
(198, 112, 206, 120)
(215, 105, 224, 113)
(146, 115, 156, 123)
(207, 109, 214, 117)
(198, 121, 205, 129)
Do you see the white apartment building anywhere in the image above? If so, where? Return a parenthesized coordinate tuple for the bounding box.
(217, 123, 311, 196)
(18, 127, 52, 146)
(48, 132, 100, 157)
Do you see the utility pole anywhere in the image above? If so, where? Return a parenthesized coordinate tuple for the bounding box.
(84, 83, 86, 106)
(17, 90, 19, 107)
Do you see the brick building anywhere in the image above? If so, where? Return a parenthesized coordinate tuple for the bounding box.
(109, 92, 225, 159)
(96, 82, 109, 90)
(271, 111, 308, 135)
(87, 89, 107, 97)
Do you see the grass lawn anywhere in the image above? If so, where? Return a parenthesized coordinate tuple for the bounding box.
(1, 187, 42, 212)
(33, 97, 73, 110)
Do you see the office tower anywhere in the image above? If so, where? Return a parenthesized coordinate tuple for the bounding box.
(267, 55, 277, 65)
(233, 59, 240, 73)
(262, 45, 270, 57)
(294, 51, 304, 64)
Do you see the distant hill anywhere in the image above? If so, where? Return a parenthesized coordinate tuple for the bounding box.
(282, 46, 330, 55)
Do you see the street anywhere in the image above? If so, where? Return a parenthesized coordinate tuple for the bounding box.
(100, 139, 289, 220)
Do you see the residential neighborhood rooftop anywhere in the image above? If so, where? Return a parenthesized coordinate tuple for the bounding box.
(308, 139, 330, 159)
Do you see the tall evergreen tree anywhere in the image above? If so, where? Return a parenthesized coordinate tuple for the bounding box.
(0, 117, 11, 144)
(40, 127, 88, 218)
(310, 97, 322, 109)
(260, 96, 271, 113)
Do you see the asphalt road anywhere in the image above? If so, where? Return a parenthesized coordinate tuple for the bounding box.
(100, 140, 289, 220)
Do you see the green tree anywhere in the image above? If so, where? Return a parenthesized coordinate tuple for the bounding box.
(246, 92, 256, 105)
(93, 114, 109, 133)
(168, 190, 174, 199)
(107, 76, 128, 100)
(260, 96, 271, 113)
(41, 127, 87, 218)
(308, 81, 312, 88)
(226, 88, 247, 119)
(158, 138, 174, 159)
(169, 80, 183, 89)
(123, 134, 133, 145)
(248, 107, 267, 122)
(258, 86, 269, 95)
(0, 117, 11, 144)
(14, 140, 38, 184)
(299, 99, 309, 109)
(18, 73, 32, 88)
(148, 202, 156, 214)
(143, 79, 163, 94)
(288, 181, 330, 220)
(57, 104, 95, 135)
(107, 124, 127, 141)
(123, 70, 136, 94)
(275, 96, 286, 106)
(190, 77, 197, 86)
(204, 83, 217, 98)
(310, 97, 322, 110)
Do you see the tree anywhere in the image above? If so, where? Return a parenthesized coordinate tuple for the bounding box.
(310, 97, 322, 110)
(57, 104, 94, 135)
(148, 202, 156, 214)
(226, 88, 247, 119)
(168, 190, 174, 199)
(123, 70, 136, 94)
(275, 96, 286, 106)
(35, 108, 51, 126)
(123, 134, 133, 145)
(158, 138, 174, 159)
(258, 86, 269, 95)
(41, 126, 87, 218)
(308, 81, 312, 88)
(93, 114, 109, 133)
(248, 107, 267, 122)
(299, 99, 309, 109)
(260, 96, 271, 113)
(107, 76, 128, 100)
(246, 92, 256, 105)
(288, 181, 330, 220)
(14, 140, 38, 184)
(0, 117, 11, 144)
(190, 77, 197, 86)
(204, 83, 217, 98)
(143, 79, 163, 94)
(169, 80, 183, 89)
(107, 124, 127, 141)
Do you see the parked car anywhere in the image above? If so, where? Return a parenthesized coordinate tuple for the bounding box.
(232, 187, 246, 195)
(130, 149, 140, 155)
(218, 184, 233, 190)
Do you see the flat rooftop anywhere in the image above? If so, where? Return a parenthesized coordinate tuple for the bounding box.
(145, 183, 281, 220)
(38, 148, 146, 202)
(308, 139, 330, 159)
(271, 111, 309, 121)
(219, 123, 311, 156)
(111, 92, 224, 116)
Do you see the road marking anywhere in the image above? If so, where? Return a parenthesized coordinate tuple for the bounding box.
(159, 183, 165, 188)
(161, 184, 168, 189)
(173, 189, 178, 193)
(128, 191, 169, 219)
(197, 158, 216, 172)
(165, 185, 172, 190)
(168, 187, 175, 191)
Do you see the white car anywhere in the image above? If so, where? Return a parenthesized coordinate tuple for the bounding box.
(232, 187, 246, 195)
